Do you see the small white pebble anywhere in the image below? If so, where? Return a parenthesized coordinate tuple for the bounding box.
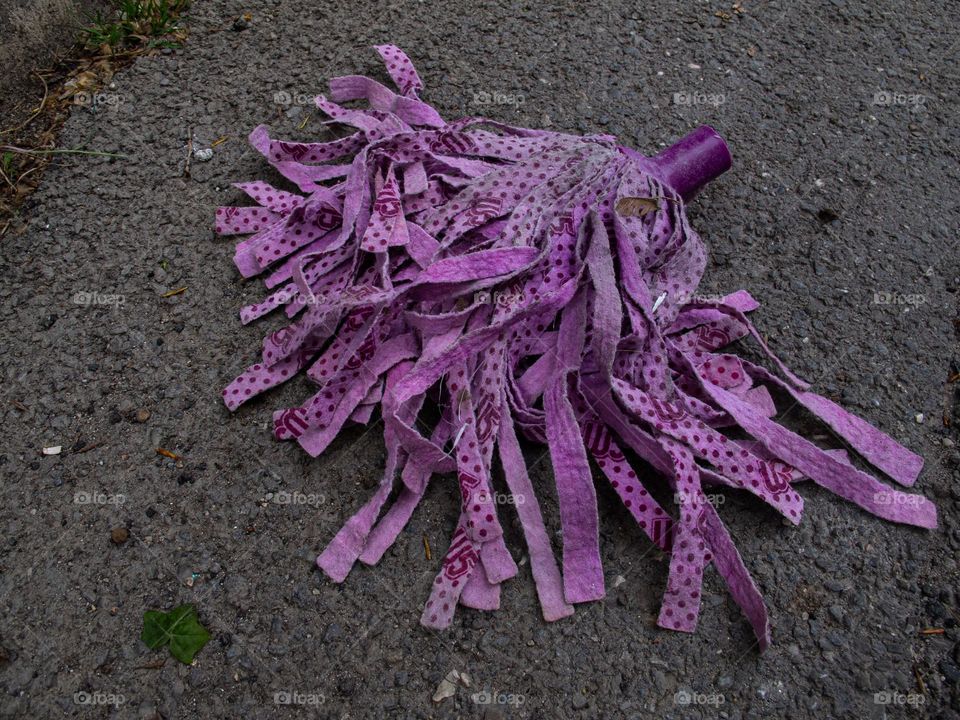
(914, 413, 924, 424)
(42, 446, 61, 455)
(194, 147, 214, 162)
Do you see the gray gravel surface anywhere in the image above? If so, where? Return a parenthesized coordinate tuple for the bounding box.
(1, 1, 958, 718)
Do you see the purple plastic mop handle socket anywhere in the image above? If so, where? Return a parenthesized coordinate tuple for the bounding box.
(618, 125, 732, 202)
(649, 125, 732, 201)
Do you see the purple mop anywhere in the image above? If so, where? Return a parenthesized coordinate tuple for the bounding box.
(215, 46, 936, 649)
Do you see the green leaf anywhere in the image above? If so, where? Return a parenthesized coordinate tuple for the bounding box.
(141, 604, 210, 665)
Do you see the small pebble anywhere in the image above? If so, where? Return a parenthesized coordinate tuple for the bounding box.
(110, 528, 129, 545)
(432, 672, 458, 703)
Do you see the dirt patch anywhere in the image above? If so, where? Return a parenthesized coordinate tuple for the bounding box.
(0, 0, 189, 235)
(0, 0, 108, 233)
(0, 0, 106, 120)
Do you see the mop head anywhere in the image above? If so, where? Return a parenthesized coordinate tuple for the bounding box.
(216, 46, 935, 649)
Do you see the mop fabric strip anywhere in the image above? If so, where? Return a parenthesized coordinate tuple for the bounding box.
(216, 45, 936, 650)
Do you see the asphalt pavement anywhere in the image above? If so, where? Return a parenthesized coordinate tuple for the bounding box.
(0, 1, 958, 718)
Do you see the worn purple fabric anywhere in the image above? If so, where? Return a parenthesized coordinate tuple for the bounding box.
(216, 46, 936, 650)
